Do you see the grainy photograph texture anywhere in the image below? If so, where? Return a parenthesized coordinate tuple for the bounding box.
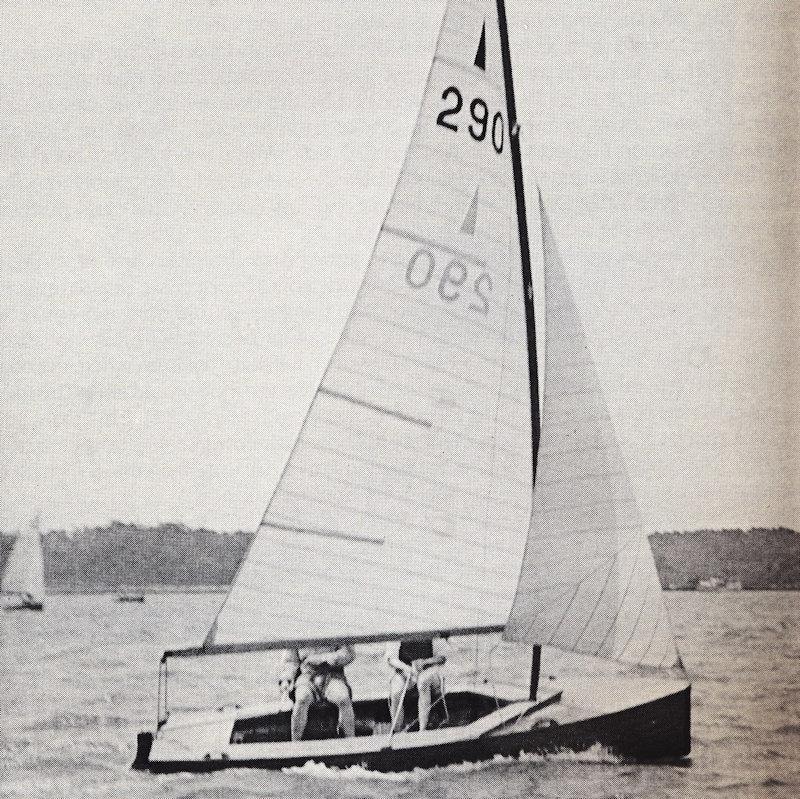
(1, 1, 797, 797)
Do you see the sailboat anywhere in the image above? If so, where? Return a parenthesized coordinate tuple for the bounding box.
(2, 518, 45, 611)
(134, 0, 690, 772)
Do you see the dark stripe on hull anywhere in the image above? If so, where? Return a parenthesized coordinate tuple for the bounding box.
(136, 686, 690, 773)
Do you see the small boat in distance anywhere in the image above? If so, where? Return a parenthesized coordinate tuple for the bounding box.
(135, 0, 690, 773)
(2, 517, 45, 611)
(117, 593, 146, 603)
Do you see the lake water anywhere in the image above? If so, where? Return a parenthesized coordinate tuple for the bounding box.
(1, 592, 798, 798)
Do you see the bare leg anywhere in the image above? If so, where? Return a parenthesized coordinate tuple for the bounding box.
(416, 668, 440, 731)
(291, 682, 314, 741)
(325, 677, 355, 737)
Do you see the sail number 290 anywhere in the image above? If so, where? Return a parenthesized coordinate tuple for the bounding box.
(405, 248, 492, 315)
(436, 86, 504, 154)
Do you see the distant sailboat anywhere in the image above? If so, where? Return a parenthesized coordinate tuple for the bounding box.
(135, 0, 690, 772)
(2, 518, 45, 611)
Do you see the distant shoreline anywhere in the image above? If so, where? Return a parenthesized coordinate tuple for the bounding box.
(44, 587, 800, 595)
(48, 586, 229, 596)
(2, 523, 799, 593)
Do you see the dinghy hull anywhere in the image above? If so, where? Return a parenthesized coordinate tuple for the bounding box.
(134, 685, 689, 773)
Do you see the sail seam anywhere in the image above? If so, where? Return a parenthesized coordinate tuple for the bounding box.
(338, 334, 510, 392)
(283, 462, 525, 545)
(233, 572, 503, 622)
(302, 407, 532, 484)
(526, 547, 632, 646)
(433, 55, 502, 90)
(371, 250, 508, 280)
(381, 225, 487, 267)
(408, 140, 506, 183)
(302, 439, 530, 513)
(352, 308, 511, 365)
(276, 487, 456, 540)
(249, 527, 503, 591)
(531, 522, 639, 540)
(366, 281, 495, 330)
(615, 580, 653, 661)
(594, 536, 647, 656)
(521, 542, 632, 597)
(387, 193, 511, 251)
(639, 601, 664, 664)
(234, 544, 516, 608)
(439, 420, 532, 459)
(480, 211, 526, 598)
(571, 546, 623, 651)
(536, 469, 625, 487)
(255, 522, 520, 589)
(538, 442, 629, 457)
(400, 168, 507, 210)
(535, 498, 635, 515)
(300, 413, 497, 478)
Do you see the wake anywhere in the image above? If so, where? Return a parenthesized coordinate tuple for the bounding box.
(283, 745, 620, 782)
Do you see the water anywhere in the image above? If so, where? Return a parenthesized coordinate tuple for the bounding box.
(1, 592, 798, 798)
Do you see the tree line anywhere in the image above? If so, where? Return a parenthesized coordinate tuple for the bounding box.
(1, 522, 798, 592)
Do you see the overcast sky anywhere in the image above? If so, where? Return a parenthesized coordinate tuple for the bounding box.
(1, 1, 797, 534)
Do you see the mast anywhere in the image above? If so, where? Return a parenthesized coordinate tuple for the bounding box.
(495, 0, 542, 701)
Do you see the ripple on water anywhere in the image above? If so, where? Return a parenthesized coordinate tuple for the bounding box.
(2, 591, 800, 799)
(281, 745, 621, 784)
(23, 713, 133, 732)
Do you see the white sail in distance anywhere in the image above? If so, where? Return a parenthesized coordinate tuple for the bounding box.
(504, 193, 681, 671)
(205, 0, 536, 652)
(1, 528, 45, 604)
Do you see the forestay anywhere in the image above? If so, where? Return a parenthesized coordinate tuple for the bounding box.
(205, 0, 535, 652)
(504, 195, 681, 670)
(1, 529, 45, 602)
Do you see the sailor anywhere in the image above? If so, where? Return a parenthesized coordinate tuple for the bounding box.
(386, 637, 448, 731)
(278, 644, 356, 740)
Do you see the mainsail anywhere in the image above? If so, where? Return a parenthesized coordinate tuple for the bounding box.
(1, 527, 45, 604)
(203, 0, 535, 653)
(504, 193, 681, 670)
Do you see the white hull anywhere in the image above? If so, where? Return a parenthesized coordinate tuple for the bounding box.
(137, 680, 690, 772)
(141, 687, 560, 769)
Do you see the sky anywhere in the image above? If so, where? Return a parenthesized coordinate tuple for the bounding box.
(1, 1, 797, 534)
